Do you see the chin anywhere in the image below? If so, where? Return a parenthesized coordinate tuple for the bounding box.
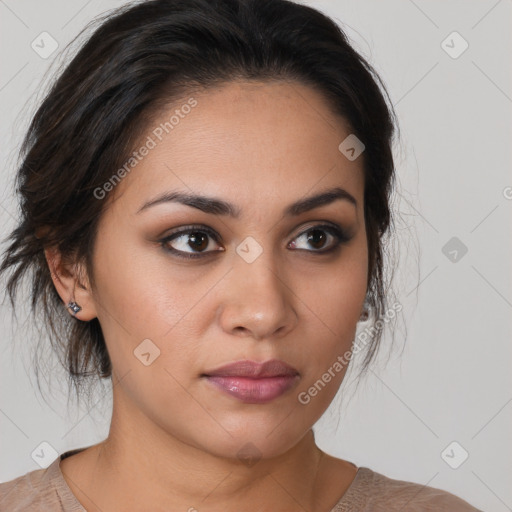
(194, 422, 309, 464)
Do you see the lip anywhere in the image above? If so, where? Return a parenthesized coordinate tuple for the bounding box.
(202, 359, 299, 378)
(201, 359, 300, 404)
(204, 375, 300, 403)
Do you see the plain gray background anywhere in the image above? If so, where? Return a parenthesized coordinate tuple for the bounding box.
(0, 1, 511, 511)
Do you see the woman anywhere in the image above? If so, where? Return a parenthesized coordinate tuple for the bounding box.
(0, 0, 482, 510)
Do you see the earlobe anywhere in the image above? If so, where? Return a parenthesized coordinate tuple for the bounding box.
(43, 246, 97, 321)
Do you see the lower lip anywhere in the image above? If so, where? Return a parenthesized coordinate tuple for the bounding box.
(204, 375, 299, 403)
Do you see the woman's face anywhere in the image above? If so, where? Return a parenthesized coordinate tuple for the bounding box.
(87, 80, 368, 460)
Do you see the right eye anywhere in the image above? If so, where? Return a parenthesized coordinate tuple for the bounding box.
(159, 225, 224, 260)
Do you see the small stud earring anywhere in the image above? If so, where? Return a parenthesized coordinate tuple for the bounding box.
(67, 301, 82, 316)
(359, 297, 371, 322)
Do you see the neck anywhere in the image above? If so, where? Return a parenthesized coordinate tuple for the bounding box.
(89, 395, 327, 512)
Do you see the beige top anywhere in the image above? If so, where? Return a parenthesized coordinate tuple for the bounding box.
(0, 447, 483, 511)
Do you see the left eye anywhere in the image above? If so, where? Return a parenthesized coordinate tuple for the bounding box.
(159, 224, 350, 260)
(288, 225, 349, 252)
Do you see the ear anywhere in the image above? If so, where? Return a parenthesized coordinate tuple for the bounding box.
(44, 246, 98, 321)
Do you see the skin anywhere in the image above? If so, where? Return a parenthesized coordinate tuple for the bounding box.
(46, 79, 368, 512)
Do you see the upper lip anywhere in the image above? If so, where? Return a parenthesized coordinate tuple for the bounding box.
(202, 359, 299, 378)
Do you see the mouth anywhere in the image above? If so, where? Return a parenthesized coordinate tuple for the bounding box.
(201, 359, 300, 403)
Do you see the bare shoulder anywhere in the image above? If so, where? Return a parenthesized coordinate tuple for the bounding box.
(352, 467, 484, 511)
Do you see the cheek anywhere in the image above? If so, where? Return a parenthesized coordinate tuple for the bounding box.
(300, 250, 367, 336)
(91, 225, 198, 338)
(294, 243, 367, 385)
(90, 229, 216, 386)
(315, 270, 365, 321)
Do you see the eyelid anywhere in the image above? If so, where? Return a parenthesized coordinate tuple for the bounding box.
(292, 220, 350, 238)
(162, 224, 220, 240)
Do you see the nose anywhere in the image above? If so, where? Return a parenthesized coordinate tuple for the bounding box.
(218, 250, 298, 341)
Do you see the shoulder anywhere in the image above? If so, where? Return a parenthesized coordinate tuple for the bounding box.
(0, 453, 85, 512)
(0, 463, 52, 511)
(337, 466, 483, 512)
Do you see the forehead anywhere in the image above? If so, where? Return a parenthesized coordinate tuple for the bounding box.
(109, 80, 364, 213)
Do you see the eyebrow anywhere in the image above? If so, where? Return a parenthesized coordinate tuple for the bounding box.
(136, 186, 357, 217)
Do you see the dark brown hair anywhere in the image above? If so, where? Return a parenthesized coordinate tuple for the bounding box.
(0, 0, 401, 408)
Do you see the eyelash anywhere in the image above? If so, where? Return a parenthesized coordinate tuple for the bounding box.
(158, 223, 352, 260)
